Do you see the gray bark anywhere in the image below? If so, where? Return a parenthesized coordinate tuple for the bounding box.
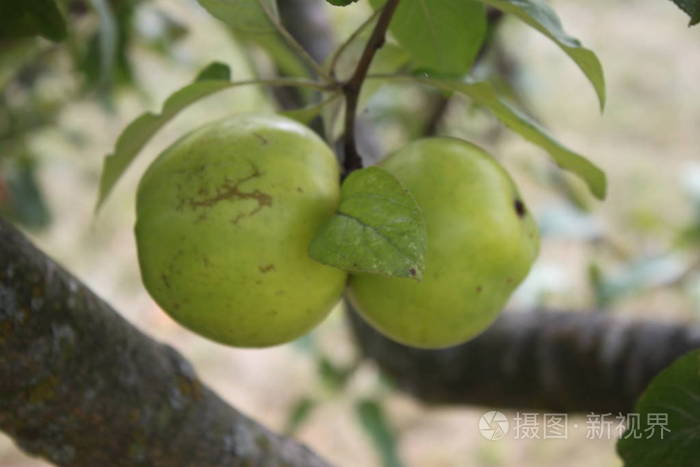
(347, 303, 700, 414)
(0, 216, 330, 467)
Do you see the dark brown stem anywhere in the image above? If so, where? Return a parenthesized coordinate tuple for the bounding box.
(0, 216, 330, 467)
(342, 0, 401, 175)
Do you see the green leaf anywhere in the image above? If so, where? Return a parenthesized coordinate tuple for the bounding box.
(355, 399, 403, 467)
(87, 0, 119, 100)
(0, 0, 67, 42)
(406, 76, 607, 199)
(284, 397, 316, 435)
(95, 62, 234, 210)
(317, 356, 354, 391)
(478, 0, 606, 109)
(195, 62, 232, 81)
(309, 167, 427, 279)
(668, 0, 700, 25)
(369, 0, 487, 76)
(617, 349, 700, 466)
(326, 0, 361, 5)
(0, 157, 51, 230)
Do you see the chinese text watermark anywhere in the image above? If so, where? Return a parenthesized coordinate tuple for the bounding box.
(478, 411, 670, 441)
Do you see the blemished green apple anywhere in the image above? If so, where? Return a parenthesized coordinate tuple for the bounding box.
(135, 114, 347, 347)
(348, 137, 539, 349)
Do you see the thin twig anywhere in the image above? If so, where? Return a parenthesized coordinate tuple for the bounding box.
(256, 0, 331, 82)
(342, 0, 401, 175)
(226, 77, 337, 92)
(327, 8, 383, 80)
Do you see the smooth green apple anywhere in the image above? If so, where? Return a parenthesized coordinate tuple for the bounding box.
(348, 137, 539, 348)
(135, 114, 347, 347)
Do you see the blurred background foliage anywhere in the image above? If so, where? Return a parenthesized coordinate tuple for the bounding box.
(0, 0, 699, 466)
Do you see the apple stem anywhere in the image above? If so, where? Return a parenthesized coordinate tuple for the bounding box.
(341, 0, 401, 176)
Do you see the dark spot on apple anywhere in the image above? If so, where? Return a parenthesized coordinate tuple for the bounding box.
(297, 187, 304, 193)
(506, 277, 514, 284)
(259, 264, 276, 273)
(514, 199, 526, 218)
(409, 267, 417, 277)
(476, 286, 482, 293)
(253, 132, 268, 145)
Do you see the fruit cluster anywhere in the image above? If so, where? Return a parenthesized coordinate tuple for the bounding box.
(135, 114, 539, 349)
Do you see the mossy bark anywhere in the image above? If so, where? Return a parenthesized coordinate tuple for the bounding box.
(0, 217, 330, 467)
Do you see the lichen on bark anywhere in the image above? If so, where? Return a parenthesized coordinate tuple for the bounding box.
(0, 217, 330, 467)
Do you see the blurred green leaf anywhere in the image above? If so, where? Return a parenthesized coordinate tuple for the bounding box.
(317, 356, 354, 391)
(284, 397, 316, 435)
(369, 0, 487, 76)
(355, 399, 403, 467)
(668, 0, 700, 25)
(617, 349, 700, 466)
(309, 167, 427, 279)
(198, 0, 310, 80)
(592, 254, 689, 307)
(478, 0, 606, 109)
(95, 62, 234, 210)
(0, 0, 67, 42)
(398, 76, 606, 199)
(88, 0, 118, 97)
(197, 0, 278, 33)
(326, 0, 361, 6)
(82, 0, 142, 99)
(0, 39, 40, 90)
(538, 205, 602, 240)
(0, 158, 51, 230)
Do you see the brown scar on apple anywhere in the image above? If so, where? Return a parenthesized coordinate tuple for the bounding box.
(514, 199, 526, 217)
(181, 164, 273, 224)
(253, 132, 268, 145)
(259, 264, 276, 273)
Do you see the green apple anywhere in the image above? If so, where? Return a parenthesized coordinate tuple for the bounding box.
(135, 114, 347, 347)
(348, 138, 539, 348)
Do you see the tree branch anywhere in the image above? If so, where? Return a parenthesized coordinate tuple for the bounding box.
(0, 216, 330, 467)
(342, 0, 400, 175)
(347, 301, 700, 414)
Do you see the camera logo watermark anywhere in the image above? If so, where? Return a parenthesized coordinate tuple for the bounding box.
(478, 412, 670, 441)
(478, 411, 510, 440)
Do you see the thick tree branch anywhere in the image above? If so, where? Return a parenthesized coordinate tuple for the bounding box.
(347, 302, 700, 414)
(0, 216, 330, 467)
